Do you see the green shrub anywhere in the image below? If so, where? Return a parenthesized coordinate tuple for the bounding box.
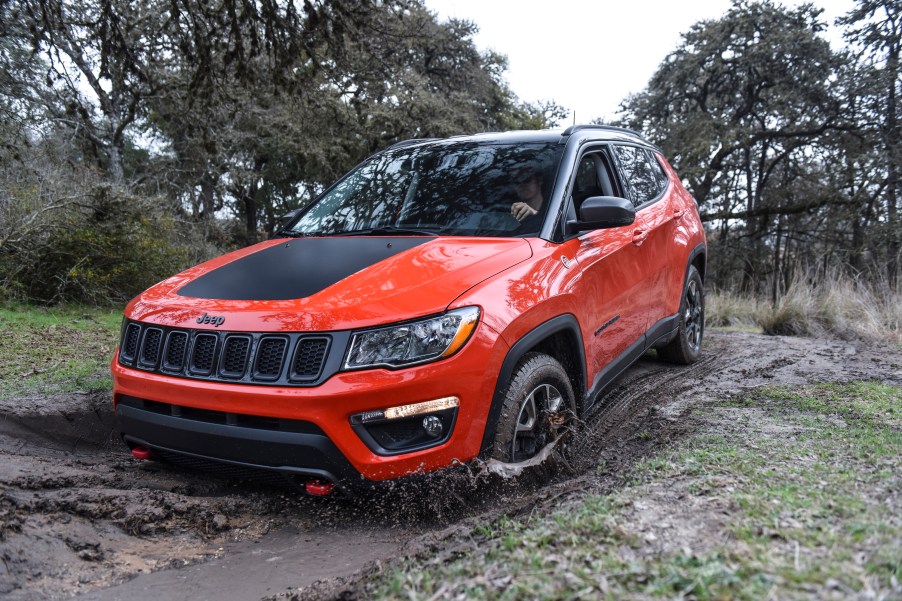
(2, 185, 199, 305)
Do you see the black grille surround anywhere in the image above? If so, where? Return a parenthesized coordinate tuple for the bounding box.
(118, 319, 346, 387)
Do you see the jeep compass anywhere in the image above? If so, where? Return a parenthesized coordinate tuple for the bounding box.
(112, 125, 707, 494)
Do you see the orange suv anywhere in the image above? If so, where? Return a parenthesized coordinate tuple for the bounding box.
(112, 126, 706, 494)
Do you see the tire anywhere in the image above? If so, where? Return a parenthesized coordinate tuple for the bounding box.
(491, 352, 576, 463)
(658, 264, 704, 364)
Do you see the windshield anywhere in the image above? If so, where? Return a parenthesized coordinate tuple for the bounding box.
(288, 141, 563, 237)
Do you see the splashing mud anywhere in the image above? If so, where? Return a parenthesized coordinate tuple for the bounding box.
(478, 438, 560, 479)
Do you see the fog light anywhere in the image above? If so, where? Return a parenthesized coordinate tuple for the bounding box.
(422, 415, 443, 437)
(384, 396, 459, 420)
(350, 397, 460, 455)
(354, 396, 460, 424)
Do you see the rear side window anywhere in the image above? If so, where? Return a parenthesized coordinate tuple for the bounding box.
(648, 151, 669, 190)
(612, 145, 665, 206)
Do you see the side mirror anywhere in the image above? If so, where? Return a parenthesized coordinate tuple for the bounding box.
(565, 196, 635, 234)
(278, 208, 301, 227)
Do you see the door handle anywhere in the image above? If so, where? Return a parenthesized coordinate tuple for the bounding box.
(632, 229, 648, 245)
(672, 209, 685, 221)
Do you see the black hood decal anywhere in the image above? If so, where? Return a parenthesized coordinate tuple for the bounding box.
(177, 237, 431, 301)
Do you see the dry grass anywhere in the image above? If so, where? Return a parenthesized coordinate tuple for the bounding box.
(705, 289, 766, 330)
(707, 270, 902, 343)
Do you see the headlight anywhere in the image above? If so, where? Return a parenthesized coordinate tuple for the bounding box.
(344, 307, 480, 370)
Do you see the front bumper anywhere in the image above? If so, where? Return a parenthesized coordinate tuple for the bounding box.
(111, 324, 506, 482)
(116, 395, 361, 486)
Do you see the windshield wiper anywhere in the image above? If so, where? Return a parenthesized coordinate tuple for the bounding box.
(276, 230, 305, 238)
(331, 226, 442, 237)
(276, 230, 329, 238)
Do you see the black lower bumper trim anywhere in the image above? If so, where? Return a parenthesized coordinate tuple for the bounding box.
(115, 402, 362, 486)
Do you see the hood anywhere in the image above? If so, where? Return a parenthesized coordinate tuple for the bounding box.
(125, 236, 532, 332)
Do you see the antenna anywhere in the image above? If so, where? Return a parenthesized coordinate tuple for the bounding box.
(572, 111, 576, 126)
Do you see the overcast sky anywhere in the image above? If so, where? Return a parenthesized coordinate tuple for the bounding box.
(424, 0, 857, 125)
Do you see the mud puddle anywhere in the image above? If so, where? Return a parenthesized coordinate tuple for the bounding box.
(1, 331, 900, 600)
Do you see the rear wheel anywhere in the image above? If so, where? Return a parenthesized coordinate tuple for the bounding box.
(658, 265, 704, 364)
(491, 352, 576, 462)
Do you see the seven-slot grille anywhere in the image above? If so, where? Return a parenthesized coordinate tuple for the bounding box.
(118, 320, 332, 386)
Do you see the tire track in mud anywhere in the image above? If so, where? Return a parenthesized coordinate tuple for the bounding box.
(565, 347, 735, 474)
(1, 332, 900, 600)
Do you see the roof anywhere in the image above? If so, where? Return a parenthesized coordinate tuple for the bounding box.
(384, 125, 654, 153)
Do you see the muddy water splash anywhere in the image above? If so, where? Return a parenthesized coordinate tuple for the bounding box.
(479, 440, 560, 479)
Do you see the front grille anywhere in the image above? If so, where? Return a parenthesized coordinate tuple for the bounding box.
(221, 336, 251, 378)
(139, 328, 163, 367)
(163, 331, 188, 371)
(291, 338, 330, 381)
(117, 320, 337, 387)
(255, 337, 287, 380)
(123, 396, 323, 434)
(122, 323, 141, 361)
(190, 334, 218, 375)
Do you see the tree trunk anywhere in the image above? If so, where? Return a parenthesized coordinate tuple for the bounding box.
(885, 42, 900, 284)
(200, 173, 216, 221)
(108, 142, 124, 186)
(772, 215, 782, 305)
(243, 185, 258, 247)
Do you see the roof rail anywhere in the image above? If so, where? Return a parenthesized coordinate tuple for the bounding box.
(562, 124, 640, 136)
(384, 138, 439, 151)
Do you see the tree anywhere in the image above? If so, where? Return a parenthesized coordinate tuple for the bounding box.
(839, 0, 902, 282)
(621, 0, 849, 289)
(3, 0, 567, 254)
(9, 0, 174, 184)
(147, 0, 565, 245)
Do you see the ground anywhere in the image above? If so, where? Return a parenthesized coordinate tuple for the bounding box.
(0, 331, 899, 600)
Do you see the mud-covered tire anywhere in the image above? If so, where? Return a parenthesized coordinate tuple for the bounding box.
(490, 352, 576, 463)
(658, 265, 704, 364)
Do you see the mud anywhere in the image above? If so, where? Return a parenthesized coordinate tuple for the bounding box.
(0, 331, 899, 601)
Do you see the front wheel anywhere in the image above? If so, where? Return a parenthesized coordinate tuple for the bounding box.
(491, 352, 576, 463)
(658, 264, 704, 364)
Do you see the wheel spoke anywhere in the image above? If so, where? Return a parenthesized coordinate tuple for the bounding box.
(510, 382, 568, 462)
(544, 384, 563, 412)
(515, 392, 537, 433)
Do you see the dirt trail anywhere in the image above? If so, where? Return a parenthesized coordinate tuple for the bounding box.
(0, 331, 899, 601)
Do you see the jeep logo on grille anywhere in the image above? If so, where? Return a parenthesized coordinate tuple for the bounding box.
(196, 312, 226, 327)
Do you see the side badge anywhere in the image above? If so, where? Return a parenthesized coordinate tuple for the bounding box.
(561, 256, 572, 269)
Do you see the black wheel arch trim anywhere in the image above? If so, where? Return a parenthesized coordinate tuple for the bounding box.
(688, 242, 707, 280)
(654, 243, 707, 349)
(478, 314, 586, 457)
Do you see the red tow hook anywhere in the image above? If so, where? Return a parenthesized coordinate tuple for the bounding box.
(305, 480, 335, 496)
(131, 446, 153, 460)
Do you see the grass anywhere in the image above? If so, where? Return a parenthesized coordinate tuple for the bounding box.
(0, 303, 121, 399)
(706, 270, 902, 344)
(360, 383, 902, 600)
(705, 289, 765, 333)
